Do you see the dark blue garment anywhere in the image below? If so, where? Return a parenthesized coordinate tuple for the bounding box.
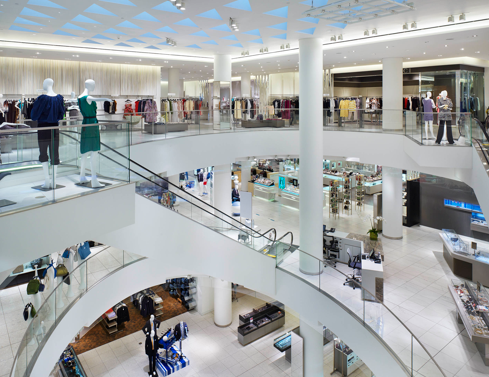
(30, 94, 65, 123)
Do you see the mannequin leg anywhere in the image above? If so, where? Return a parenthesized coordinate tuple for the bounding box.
(41, 162, 52, 189)
(56, 276, 65, 309)
(435, 121, 445, 144)
(429, 121, 435, 139)
(90, 151, 103, 188)
(446, 120, 454, 144)
(424, 121, 429, 141)
(79, 262, 87, 291)
(79, 153, 89, 183)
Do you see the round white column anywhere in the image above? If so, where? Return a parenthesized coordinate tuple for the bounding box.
(299, 38, 324, 275)
(241, 72, 251, 98)
(214, 55, 232, 82)
(240, 161, 252, 192)
(214, 278, 232, 327)
(168, 68, 181, 97)
(213, 164, 231, 217)
(382, 167, 403, 239)
(300, 318, 324, 377)
(382, 57, 403, 130)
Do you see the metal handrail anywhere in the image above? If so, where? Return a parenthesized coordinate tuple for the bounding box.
(285, 246, 446, 377)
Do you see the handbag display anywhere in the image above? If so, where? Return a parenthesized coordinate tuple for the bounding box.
(27, 278, 40, 295)
(78, 242, 91, 260)
(62, 249, 71, 259)
(38, 282, 45, 292)
(56, 264, 69, 277)
(30, 258, 43, 269)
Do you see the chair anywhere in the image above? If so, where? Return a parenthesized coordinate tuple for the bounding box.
(344, 248, 362, 289)
(323, 225, 339, 267)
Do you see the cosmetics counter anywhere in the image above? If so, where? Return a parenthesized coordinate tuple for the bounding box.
(58, 346, 87, 377)
(237, 302, 285, 346)
(253, 179, 276, 201)
(279, 185, 328, 210)
(449, 279, 489, 365)
(441, 229, 489, 287)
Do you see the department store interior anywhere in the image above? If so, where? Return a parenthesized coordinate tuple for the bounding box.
(1, 1, 489, 377)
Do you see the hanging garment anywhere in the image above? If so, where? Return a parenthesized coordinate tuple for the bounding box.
(78, 96, 101, 154)
(339, 100, 349, 118)
(145, 100, 158, 123)
(124, 103, 135, 116)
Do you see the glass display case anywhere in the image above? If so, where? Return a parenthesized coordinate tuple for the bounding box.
(59, 345, 88, 377)
(274, 332, 292, 352)
(442, 229, 469, 254)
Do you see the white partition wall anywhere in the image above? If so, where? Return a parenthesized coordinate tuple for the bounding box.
(241, 72, 251, 98)
(382, 166, 403, 239)
(168, 68, 181, 97)
(382, 58, 403, 130)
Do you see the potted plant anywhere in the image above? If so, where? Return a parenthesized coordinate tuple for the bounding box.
(367, 216, 384, 241)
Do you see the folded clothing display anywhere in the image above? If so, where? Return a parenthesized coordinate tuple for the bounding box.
(156, 346, 190, 376)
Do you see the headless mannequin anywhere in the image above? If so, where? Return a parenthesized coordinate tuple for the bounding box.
(79, 80, 112, 188)
(63, 247, 76, 297)
(78, 243, 87, 291)
(46, 259, 56, 320)
(424, 92, 436, 140)
(32, 266, 42, 317)
(203, 168, 208, 195)
(56, 254, 65, 309)
(41, 79, 58, 189)
(146, 329, 158, 376)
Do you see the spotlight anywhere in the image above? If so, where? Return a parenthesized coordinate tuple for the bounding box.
(175, 0, 181, 6)
(448, 15, 454, 23)
(180, 1, 185, 10)
(459, 13, 466, 21)
(411, 21, 417, 28)
(280, 44, 285, 50)
(331, 35, 337, 41)
(402, 23, 408, 30)
(338, 34, 343, 40)
(364, 30, 369, 36)
(286, 43, 290, 49)
(371, 29, 377, 35)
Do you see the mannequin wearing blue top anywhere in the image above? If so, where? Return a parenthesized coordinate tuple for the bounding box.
(30, 79, 65, 189)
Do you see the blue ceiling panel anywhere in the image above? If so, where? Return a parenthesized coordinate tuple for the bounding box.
(146, 45, 160, 49)
(271, 33, 287, 39)
(174, 18, 198, 27)
(191, 30, 210, 37)
(84, 4, 117, 17)
(298, 17, 319, 24)
(82, 39, 102, 44)
(224, 0, 252, 12)
(118, 20, 142, 29)
(210, 24, 232, 32)
(155, 26, 178, 33)
(127, 38, 145, 43)
(242, 29, 260, 36)
(202, 40, 218, 45)
(221, 34, 238, 41)
(133, 12, 160, 22)
(229, 43, 244, 48)
(104, 28, 127, 35)
(328, 22, 347, 29)
(186, 44, 202, 49)
(152, 1, 182, 14)
(20, 7, 54, 18)
(264, 6, 288, 18)
(248, 38, 263, 44)
(115, 42, 132, 47)
(53, 30, 78, 36)
(9, 25, 36, 32)
(297, 27, 316, 35)
(72, 14, 101, 24)
(92, 33, 114, 40)
(14, 17, 45, 26)
(197, 9, 222, 20)
(140, 32, 161, 39)
(27, 0, 65, 9)
(300, 0, 328, 6)
(268, 22, 287, 30)
(62, 22, 88, 31)
(100, 0, 135, 5)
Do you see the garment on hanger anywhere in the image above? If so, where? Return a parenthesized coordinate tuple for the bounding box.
(113, 302, 130, 325)
(144, 99, 158, 123)
(78, 96, 101, 155)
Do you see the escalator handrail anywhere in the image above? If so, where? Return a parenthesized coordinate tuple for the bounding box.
(273, 231, 294, 251)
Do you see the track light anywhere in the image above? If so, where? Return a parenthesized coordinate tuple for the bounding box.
(331, 35, 337, 41)
(402, 23, 408, 30)
(241, 50, 249, 56)
(338, 34, 343, 40)
(166, 37, 176, 47)
(411, 21, 417, 29)
(180, 1, 185, 10)
(259, 47, 268, 53)
(286, 43, 290, 49)
(364, 30, 369, 36)
(175, 0, 181, 6)
(459, 13, 466, 21)
(371, 29, 377, 35)
(229, 17, 238, 31)
(448, 15, 454, 23)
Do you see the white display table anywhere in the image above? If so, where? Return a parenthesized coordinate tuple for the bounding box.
(253, 183, 276, 201)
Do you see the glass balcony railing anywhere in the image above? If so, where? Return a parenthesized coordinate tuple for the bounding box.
(11, 247, 145, 377)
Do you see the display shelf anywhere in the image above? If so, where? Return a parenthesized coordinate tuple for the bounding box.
(403, 179, 420, 227)
(342, 177, 352, 216)
(237, 302, 285, 345)
(355, 175, 365, 211)
(102, 311, 119, 335)
(154, 295, 164, 317)
(329, 180, 340, 219)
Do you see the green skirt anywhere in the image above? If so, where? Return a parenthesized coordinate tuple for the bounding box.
(80, 121, 100, 154)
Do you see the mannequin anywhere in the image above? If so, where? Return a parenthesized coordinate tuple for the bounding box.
(145, 329, 159, 376)
(422, 92, 436, 140)
(56, 254, 65, 309)
(203, 168, 208, 195)
(30, 79, 64, 189)
(44, 258, 56, 320)
(142, 314, 161, 336)
(78, 79, 113, 188)
(435, 90, 454, 145)
(78, 244, 87, 291)
(197, 169, 204, 196)
(63, 247, 77, 297)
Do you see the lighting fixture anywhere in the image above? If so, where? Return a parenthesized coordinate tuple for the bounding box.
(175, 0, 182, 6)
(402, 23, 408, 31)
(331, 35, 337, 41)
(448, 15, 454, 23)
(338, 34, 343, 40)
(371, 29, 377, 35)
(241, 50, 249, 56)
(460, 48, 464, 51)
(166, 37, 177, 46)
(180, 1, 185, 10)
(473, 34, 478, 38)
(229, 17, 239, 31)
(459, 13, 466, 21)
(259, 47, 268, 53)
(286, 43, 290, 49)
(475, 51, 481, 54)
(364, 30, 369, 36)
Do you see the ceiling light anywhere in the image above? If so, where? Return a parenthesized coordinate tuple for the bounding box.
(386, 46, 389, 49)
(402, 23, 408, 31)
(343, 56, 346, 59)
(459, 13, 466, 21)
(331, 35, 337, 41)
(448, 15, 454, 23)
(411, 22, 417, 29)
(175, 0, 182, 6)
(445, 44, 448, 47)
(475, 51, 481, 54)
(364, 30, 369, 36)
(438, 55, 442, 57)
(423, 52, 426, 54)
(36, 52, 40, 55)
(472, 34, 478, 38)
(338, 34, 343, 40)
(371, 29, 377, 35)
(461, 48, 464, 51)
(180, 1, 185, 10)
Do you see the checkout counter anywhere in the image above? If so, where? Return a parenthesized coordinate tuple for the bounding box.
(237, 302, 285, 345)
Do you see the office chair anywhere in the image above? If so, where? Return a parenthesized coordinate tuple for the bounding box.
(344, 248, 362, 289)
(323, 225, 339, 267)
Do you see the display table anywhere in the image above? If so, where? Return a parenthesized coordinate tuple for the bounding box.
(144, 122, 189, 134)
(279, 187, 327, 210)
(238, 302, 285, 345)
(241, 119, 285, 128)
(449, 279, 489, 365)
(253, 183, 276, 201)
(440, 230, 489, 287)
(365, 180, 382, 194)
(333, 339, 363, 376)
(59, 346, 87, 377)
(361, 254, 384, 302)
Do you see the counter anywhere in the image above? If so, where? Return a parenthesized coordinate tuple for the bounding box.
(440, 230, 489, 287)
(323, 173, 344, 186)
(59, 346, 87, 377)
(279, 187, 327, 210)
(253, 183, 276, 201)
(364, 180, 382, 194)
(238, 302, 285, 346)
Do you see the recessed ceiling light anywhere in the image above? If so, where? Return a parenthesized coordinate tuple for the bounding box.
(461, 48, 464, 50)
(386, 46, 389, 49)
(36, 52, 40, 54)
(473, 34, 477, 38)
(475, 51, 481, 54)
(343, 56, 346, 59)
(423, 52, 426, 54)
(438, 55, 442, 57)
(407, 58, 410, 60)
(109, 57, 113, 59)
(445, 44, 448, 47)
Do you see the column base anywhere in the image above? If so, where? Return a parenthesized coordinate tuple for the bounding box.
(299, 268, 323, 276)
(382, 234, 403, 240)
(214, 321, 232, 328)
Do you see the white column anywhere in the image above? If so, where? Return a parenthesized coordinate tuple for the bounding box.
(241, 72, 251, 98)
(213, 164, 231, 217)
(299, 38, 324, 275)
(382, 167, 403, 239)
(196, 276, 214, 316)
(485, 68, 489, 112)
(168, 68, 181, 97)
(382, 57, 403, 130)
(240, 161, 252, 192)
(214, 278, 232, 327)
(300, 318, 324, 377)
(214, 55, 232, 82)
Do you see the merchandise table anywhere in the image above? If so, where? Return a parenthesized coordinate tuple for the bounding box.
(440, 230, 489, 287)
(238, 302, 285, 345)
(364, 180, 382, 194)
(253, 183, 276, 201)
(279, 187, 328, 210)
(449, 279, 489, 365)
(58, 346, 87, 377)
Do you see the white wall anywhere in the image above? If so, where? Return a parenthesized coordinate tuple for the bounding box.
(0, 183, 135, 277)
(161, 81, 168, 98)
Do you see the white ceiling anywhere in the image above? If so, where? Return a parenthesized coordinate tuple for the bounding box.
(0, 0, 489, 80)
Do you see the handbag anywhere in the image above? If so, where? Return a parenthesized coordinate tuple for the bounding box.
(23, 304, 31, 321)
(63, 275, 71, 286)
(56, 264, 68, 277)
(38, 282, 45, 292)
(27, 279, 40, 295)
(30, 258, 43, 269)
(78, 242, 91, 260)
(62, 249, 71, 259)
(31, 305, 36, 318)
